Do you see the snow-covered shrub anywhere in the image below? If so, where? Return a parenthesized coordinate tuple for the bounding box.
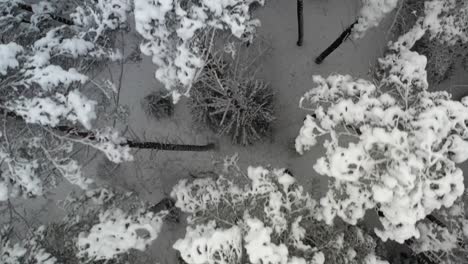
(352, 0, 399, 39)
(134, 0, 265, 102)
(0, 0, 133, 200)
(1, 225, 57, 264)
(2, 188, 170, 264)
(190, 38, 274, 145)
(171, 156, 384, 264)
(141, 90, 174, 120)
(385, 0, 468, 84)
(77, 208, 166, 261)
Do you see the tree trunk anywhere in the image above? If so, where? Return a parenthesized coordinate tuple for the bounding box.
(296, 0, 304, 46)
(315, 20, 358, 64)
(17, 3, 75, 26)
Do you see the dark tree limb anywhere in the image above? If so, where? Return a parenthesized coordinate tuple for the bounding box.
(126, 141, 216, 151)
(315, 20, 358, 64)
(1, 109, 216, 152)
(296, 0, 304, 46)
(17, 3, 75, 26)
(54, 125, 217, 152)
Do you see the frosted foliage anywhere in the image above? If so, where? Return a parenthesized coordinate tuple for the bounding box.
(423, 0, 468, 45)
(93, 129, 134, 163)
(1, 226, 57, 264)
(21, 65, 88, 91)
(172, 163, 323, 263)
(171, 164, 317, 232)
(378, 0, 468, 95)
(134, 0, 265, 102)
(244, 217, 289, 264)
(0, 43, 23, 75)
(52, 159, 92, 190)
(77, 208, 166, 261)
(386, 0, 468, 49)
(8, 90, 97, 129)
(174, 221, 242, 264)
(297, 74, 468, 242)
(70, 0, 131, 40)
(352, 0, 399, 39)
(363, 254, 389, 264)
(0, 151, 42, 199)
(171, 161, 378, 264)
(378, 47, 428, 91)
(410, 199, 468, 262)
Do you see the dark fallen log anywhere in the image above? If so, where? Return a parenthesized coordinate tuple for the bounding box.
(315, 20, 358, 64)
(2, 110, 216, 152)
(54, 125, 217, 152)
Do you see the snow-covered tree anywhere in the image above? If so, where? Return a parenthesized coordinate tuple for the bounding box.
(297, 0, 468, 246)
(134, 0, 265, 102)
(171, 155, 386, 264)
(0, 0, 134, 201)
(1, 187, 171, 264)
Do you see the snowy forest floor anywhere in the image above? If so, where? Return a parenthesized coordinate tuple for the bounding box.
(6, 0, 468, 263)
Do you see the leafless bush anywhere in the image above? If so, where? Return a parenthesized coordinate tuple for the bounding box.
(190, 37, 275, 145)
(142, 90, 174, 120)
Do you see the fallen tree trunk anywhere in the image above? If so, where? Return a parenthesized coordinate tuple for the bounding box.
(54, 125, 217, 152)
(1, 110, 216, 152)
(315, 20, 357, 64)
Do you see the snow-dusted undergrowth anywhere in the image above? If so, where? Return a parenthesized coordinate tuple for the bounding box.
(171, 156, 382, 264)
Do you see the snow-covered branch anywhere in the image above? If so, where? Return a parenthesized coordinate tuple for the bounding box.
(134, 0, 265, 102)
(171, 156, 384, 264)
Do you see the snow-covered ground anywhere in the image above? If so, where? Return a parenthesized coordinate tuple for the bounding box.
(5, 0, 468, 263)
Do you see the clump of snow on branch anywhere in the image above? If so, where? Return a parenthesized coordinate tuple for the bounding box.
(173, 221, 243, 264)
(244, 217, 289, 264)
(77, 208, 166, 261)
(0, 151, 42, 200)
(8, 90, 97, 129)
(352, 0, 399, 39)
(171, 156, 382, 264)
(93, 129, 134, 163)
(134, 0, 265, 102)
(296, 73, 467, 243)
(0, 43, 23, 75)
